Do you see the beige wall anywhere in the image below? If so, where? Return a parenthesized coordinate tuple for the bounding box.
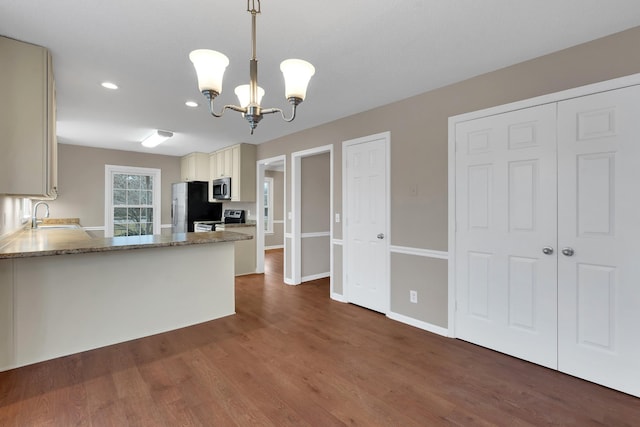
(257, 26, 640, 328)
(301, 153, 330, 233)
(47, 144, 181, 229)
(0, 196, 29, 239)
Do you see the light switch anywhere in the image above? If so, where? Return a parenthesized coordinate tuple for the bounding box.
(335, 213, 340, 223)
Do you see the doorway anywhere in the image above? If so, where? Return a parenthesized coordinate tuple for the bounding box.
(256, 155, 286, 275)
(291, 145, 333, 288)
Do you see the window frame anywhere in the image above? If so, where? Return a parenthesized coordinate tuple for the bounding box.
(104, 165, 161, 237)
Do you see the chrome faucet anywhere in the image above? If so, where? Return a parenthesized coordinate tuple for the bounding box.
(32, 201, 50, 228)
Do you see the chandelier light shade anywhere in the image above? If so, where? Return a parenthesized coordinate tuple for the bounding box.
(189, 0, 315, 134)
(189, 50, 230, 94)
(235, 84, 265, 108)
(280, 59, 315, 100)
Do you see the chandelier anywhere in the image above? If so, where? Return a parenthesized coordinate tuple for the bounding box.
(189, 0, 315, 134)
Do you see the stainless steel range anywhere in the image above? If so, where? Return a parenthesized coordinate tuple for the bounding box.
(223, 209, 246, 224)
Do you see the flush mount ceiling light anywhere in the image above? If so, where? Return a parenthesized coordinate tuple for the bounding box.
(189, 0, 315, 134)
(141, 130, 173, 148)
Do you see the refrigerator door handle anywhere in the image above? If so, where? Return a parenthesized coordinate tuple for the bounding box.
(171, 199, 177, 227)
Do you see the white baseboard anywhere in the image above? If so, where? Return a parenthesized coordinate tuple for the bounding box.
(331, 293, 347, 303)
(302, 272, 330, 282)
(386, 311, 449, 337)
(265, 245, 284, 250)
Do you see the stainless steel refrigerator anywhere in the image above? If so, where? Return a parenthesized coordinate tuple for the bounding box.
(171, 181, 222, 232)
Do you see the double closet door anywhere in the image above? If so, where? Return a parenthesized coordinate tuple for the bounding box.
(454, 85, 640, 397)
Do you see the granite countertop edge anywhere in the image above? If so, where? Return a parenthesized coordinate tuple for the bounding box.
(0, 229, 252, 260)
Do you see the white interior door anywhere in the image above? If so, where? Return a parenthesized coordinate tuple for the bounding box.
(455, 104, 559, 368)
(557, 85, 640, 396)
(344, 134, 389, 313)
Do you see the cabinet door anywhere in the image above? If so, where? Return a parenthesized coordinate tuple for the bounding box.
(455, 104, 558, 368)
(193, 153, 209, 180)
(557, 85, 640, 397)
(232, 226, 256, 275)
(181, 153, 209, 181)
(180, 156, 190, 181)
(0, 37, 55, 197)
(223, 148, 234, 177)
(46, 62, 58, 198)
(215, 150, 226, 177)
(230, 145, 241, 201)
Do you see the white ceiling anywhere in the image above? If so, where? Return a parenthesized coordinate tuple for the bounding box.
(1, 0, 639, 157)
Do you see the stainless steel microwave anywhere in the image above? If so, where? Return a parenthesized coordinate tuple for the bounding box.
(211, 177, 231, 200)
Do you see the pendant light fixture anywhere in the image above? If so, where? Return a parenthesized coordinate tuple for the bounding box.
(189, 0, 315, 134)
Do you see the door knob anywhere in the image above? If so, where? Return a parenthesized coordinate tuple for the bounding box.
(542, 246, 554, 255)
(561, 247, 575, 257)
(377, 233, 384, 240)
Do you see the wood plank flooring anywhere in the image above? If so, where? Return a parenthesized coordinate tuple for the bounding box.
(1, 248, 639, 426)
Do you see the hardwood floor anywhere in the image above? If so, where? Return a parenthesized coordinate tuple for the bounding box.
(1, 248, 638, 426)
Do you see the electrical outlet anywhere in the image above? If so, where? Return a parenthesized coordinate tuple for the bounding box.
(409, 290, 418, 304)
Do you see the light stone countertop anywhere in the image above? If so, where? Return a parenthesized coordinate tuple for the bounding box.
(0, 227, 252, 260)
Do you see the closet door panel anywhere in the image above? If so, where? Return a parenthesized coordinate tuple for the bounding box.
(557, 85, 640, 397)
(455, 104, 558, 368)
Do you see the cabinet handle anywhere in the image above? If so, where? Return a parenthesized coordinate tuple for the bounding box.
(561, 247, 575, 257)
(542, 246, 554, 255)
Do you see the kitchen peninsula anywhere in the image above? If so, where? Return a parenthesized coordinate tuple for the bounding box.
(0, 226, 252, 371)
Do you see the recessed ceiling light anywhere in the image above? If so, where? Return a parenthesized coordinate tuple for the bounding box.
(185, 101, 198, 108)
(101, 82, 118, 90)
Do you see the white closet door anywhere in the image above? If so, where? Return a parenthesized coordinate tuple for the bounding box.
(455, 104, 558, 368)
(345, 136, 389, 313)
(557, 85, 640, 396)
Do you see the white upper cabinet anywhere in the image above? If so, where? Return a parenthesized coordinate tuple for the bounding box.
(180, 152, 209, 182)
(209, 147, 233, 179)
(209, 143, 256, 202)
(0, 36, 57, 198)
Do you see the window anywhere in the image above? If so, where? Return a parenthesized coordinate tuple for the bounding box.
(264, 177, 274, 234)
(105, 165, 161, 237)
